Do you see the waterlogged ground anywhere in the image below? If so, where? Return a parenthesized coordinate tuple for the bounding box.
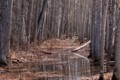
(0, 38, 112, 80)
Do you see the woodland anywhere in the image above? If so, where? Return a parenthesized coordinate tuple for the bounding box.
(0, 0, 120, 80)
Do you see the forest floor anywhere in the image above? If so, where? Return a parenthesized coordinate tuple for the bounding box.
(0, 37, 113, 80)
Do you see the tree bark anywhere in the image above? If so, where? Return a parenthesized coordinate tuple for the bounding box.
(99, 0, 108, 79)
(0, 0, 12, 65)
(112, 7, 120, 80)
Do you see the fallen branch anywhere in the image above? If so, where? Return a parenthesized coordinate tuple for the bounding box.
(71, 40, 91, 52)
(73, 53, 90, 61)
(41, 50, 54, 54)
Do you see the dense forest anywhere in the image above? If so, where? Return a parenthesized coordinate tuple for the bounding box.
(0, 0, 120, 80)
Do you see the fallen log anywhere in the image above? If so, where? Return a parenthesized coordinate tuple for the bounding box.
(41, 50, 53, 54)
(71, 40, 91, 52)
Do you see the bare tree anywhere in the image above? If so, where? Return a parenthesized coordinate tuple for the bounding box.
(112, 7, 120, 80)
(99, 0, 108, 79)
(0, 0, 12, 65)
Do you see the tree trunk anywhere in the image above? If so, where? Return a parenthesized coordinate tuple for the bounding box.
(112, 7, 120, 80)
(0, 0, 12, 65)
(90, 0, 102, 61)
(99, 0, 108, 79)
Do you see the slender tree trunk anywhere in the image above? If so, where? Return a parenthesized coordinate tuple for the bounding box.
(17, 0, 27, 49)
(27, 0, 33, 43)
(112, 7, 120, 80)
(108, 0, 115, 60)
(90, 0, 102, 61)
(99, 0, 108, 79)
(37, 0, 47, 39)
(33, 0, 40, 42)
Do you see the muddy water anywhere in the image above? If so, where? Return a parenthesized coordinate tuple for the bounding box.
(0, 48, 90, 80)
